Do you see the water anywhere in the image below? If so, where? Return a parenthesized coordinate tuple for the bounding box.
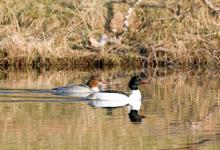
(0, 68, 220, 150)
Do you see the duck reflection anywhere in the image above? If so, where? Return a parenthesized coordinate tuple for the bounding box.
(89, 96, 144, 123)
(89, 76, 146, 123)
(128, 110, 143, 122)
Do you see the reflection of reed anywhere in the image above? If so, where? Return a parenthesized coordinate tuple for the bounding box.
(0, 103, 142, 150)
(0, 69, 137, 89)
(140, 68, 220, 149)
(0, 68, 220, 149)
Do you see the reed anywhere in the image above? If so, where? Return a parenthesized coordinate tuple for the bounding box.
(0, 0, 220, 68)
(121, 0, 220, 66)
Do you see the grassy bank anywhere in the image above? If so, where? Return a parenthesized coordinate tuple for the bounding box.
(0, 0, 220, 68)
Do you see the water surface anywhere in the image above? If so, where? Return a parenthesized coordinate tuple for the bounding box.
(0, 68, 220, 150)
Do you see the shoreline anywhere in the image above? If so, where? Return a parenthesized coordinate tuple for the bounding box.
(0, 47, 218, 70)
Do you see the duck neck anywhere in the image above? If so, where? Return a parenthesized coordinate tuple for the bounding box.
(129, 90, 141, 98)
(128, 90, 142, 111)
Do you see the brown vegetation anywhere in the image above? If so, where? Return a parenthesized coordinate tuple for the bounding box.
(0, 0, 220, 68)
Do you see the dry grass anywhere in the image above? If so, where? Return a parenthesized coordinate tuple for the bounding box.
(121, 0, 220, 66)
(0, 0, 112, 68)
(0, 0, 220, 68)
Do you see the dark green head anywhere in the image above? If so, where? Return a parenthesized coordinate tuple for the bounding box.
(128, 76, 144, 90)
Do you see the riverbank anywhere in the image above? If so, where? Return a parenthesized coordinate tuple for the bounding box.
(0, 0, 220, 68)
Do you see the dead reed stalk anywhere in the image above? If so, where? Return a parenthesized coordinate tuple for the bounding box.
(0, 0, 220, 68)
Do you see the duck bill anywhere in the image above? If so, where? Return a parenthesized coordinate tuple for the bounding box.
(141, 80, 151, 85)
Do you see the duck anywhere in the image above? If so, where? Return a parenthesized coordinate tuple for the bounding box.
(88, 76, 147, 122)
(88, 76, 146, 109)
(51, 75, 104, 97)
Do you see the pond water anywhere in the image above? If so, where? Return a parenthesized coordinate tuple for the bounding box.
(0, 68, 220, 150)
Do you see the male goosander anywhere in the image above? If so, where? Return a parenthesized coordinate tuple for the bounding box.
(89, 76, 146, 122)
(88, 76, 146, 109)
(51, 76, 103, 97)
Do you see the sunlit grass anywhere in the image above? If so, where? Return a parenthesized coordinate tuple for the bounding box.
(0, 0, 220, 67)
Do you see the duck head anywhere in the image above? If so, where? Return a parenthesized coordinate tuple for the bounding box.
(129, 76, 147, 90)
(86, 75, 104, 91)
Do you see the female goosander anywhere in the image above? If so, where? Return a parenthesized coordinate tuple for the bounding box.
(88, 76, 146, 109)
(51, 76, 103, 97)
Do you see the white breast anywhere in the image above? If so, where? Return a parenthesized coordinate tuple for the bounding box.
(128, 90, 142, 110)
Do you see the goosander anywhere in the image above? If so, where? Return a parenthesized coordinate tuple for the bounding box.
(88, 76, 146, 109)
(89, 76, 146, 122)
(51, 76, 103, 97)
